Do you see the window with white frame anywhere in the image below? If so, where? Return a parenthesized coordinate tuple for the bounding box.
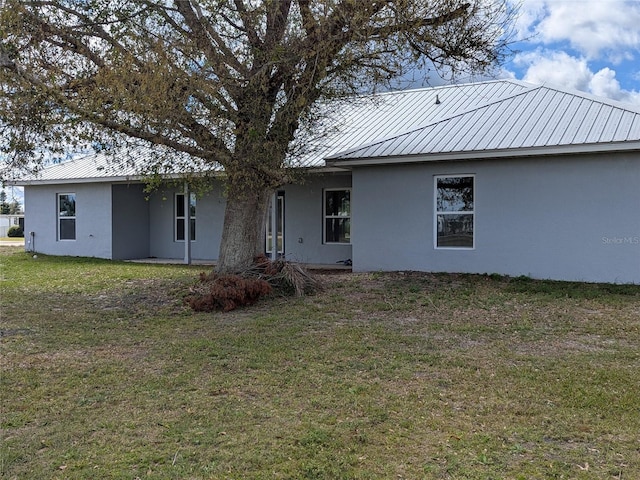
(58, 193, 76, 240)
(324, 189, 351, 243)
(175, 193, 196, 241)
(435, 175, 474, 249)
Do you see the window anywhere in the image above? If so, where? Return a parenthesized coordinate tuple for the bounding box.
(435, 175, 474, 248)
(176, 193, 196, 241)
(324, 189, 351, 243)
(58, 193, 76, 240)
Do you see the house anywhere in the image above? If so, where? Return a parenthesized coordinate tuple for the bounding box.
(10, 80, 640, 283)
(0, 214, 24, 237)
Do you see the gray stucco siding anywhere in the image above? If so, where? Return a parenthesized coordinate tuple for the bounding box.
(148, 182, 226, 261)
(111, 184, 150, 260)
(23, 183, 113, 258)
(282, 172, 352, 264)
(147, 174, 352, 264)
(351, 153, 640, 283)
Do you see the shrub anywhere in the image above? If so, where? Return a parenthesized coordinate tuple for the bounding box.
(7, 225, 23, 237)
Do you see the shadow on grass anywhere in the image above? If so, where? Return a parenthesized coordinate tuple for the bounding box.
(505, 275, 640, 299)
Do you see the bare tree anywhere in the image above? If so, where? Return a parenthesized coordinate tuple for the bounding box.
(0, 0, 515, 272)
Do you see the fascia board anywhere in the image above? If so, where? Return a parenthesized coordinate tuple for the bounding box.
(7, 171, 227, 186)
(8, 175, 145, 186)
(326, 141, 640, 167)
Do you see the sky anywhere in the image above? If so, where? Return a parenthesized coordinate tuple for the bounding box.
(500, 0, 640, 105)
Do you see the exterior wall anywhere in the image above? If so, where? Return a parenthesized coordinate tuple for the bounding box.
(281, 172, 352, 264)
(21, 173, 352, 265)
(111, 184, 150, 260)
(352, 152, 640, 284)
(146, 174, 352, 264)
(23, 183, 113, 258)
(148, 181, 226, 260)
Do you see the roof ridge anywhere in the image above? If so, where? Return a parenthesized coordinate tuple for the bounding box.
(327, 81, 540, 159)
(533, 81, 640, 114)
(362, 78, 531, 99)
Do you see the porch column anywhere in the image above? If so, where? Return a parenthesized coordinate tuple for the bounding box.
(184, 182, 191, 265)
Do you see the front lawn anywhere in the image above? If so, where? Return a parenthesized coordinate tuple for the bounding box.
(1, 247, 639, 479)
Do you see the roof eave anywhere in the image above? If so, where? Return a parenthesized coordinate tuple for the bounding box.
(6, 169, 233, 186)
(326, 141, 640, 167)
(8, 174, 148, 186)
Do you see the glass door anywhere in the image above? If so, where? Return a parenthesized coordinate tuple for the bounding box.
(266, 192, 284, 258)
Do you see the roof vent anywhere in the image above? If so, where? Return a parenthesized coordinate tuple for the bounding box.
(435, 94, 441, 105)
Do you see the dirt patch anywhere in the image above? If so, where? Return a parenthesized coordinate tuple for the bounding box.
(0, 328, 36, 338)
(511, 335, 624, 357)
(89, 278, 189, 314)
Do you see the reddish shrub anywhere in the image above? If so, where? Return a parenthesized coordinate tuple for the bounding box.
(185, 273, 272, 312)
(185, 257, 321, 312)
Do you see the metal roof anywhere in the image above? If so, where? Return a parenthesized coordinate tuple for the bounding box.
(10, 146, 216, 186)
(16, 151, 143, 185)
(327, 82, 640, 165)
(11, 79, 640, 184)
(292, 79, 531, 167)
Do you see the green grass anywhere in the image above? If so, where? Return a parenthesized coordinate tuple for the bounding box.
(2, 247, 640, 479)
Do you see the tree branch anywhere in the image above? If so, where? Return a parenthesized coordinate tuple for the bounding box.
(232, 0, 263, 51)
(173, 1, 248, 81)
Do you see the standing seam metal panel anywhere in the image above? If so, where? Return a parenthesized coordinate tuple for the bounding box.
(547, 96, 582, 145)
(565, 98, 592, 144)
(470, 98, 521, 151)
(586, 105, 613, 143)
(573, 103, 603, 144)
(522, 90, 562, 147)
(600, 109, 624, 142)
(612, 111, 636, 142)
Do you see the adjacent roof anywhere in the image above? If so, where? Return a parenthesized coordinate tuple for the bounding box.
(15, 151, 145, 185)
(11, 79, 640, 185)
(293, 79, 531, 166)
(10, 146, 214, 186)
(327, 81, 640, 165)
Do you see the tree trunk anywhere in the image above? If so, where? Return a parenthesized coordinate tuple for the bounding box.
(217, 179, 272, 274)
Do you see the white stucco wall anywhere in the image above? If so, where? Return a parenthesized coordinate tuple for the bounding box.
(351, 152, 640, 284)
(24, 183, 113, 258)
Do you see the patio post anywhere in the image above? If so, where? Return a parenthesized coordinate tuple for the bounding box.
(184, 181, 191, 265)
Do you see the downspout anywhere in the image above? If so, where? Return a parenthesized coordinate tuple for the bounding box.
(184, 182, 191, 265)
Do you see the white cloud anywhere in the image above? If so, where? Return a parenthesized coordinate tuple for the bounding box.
(590, 68, 640, 105)
(513, 49, 640, 105)
(512, 0, 547, 39)
(518, 0, 640, 61)
(516, 50, 592, 89)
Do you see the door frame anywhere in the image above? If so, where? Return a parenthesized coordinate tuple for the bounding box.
(266, 191, 285, 259)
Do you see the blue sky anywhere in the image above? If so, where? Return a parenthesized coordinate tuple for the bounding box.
(501, 0, 640, 105)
